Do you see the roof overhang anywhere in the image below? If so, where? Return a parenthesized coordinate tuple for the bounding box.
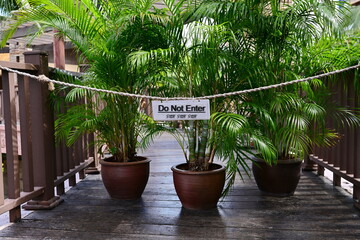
(350, 0, 360, 6)
(1, 22, 73, 50)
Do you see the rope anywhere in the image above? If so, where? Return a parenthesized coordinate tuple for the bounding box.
(1, 63, 359, 101)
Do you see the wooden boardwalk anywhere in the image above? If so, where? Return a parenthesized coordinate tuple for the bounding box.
(0, 134, 359, 240)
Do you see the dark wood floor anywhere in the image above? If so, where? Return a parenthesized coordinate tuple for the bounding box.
(0, 134, 359, 239)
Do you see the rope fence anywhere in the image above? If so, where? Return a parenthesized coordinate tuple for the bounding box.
(1, 63, 359, 101)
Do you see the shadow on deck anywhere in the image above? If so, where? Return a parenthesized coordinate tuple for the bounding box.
(0, 134, 359, 240)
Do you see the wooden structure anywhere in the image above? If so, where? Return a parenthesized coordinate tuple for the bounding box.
(309, 71, 360, 209)
(0, 52, 94, 222)
(350, 0, 360, 6)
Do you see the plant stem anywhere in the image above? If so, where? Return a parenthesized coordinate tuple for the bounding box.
(188, 120, 196, 170)
(197, 120, 209, 170)
(208, 146, 216, 164)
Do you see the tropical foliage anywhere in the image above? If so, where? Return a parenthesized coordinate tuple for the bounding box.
(192, 0, 359, 160)
(0, 0, 19, 15)
(131, 0, 359, 193)
(1, 0, 359, 195)
(1, 0, 172, 162)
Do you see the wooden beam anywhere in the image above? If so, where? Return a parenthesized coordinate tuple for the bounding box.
(10, 26, 53, 40)
(0, 187, 44, 215)
(350, 0, 360, 6)
(0, 61, 37, 71)
(54, 157, 94, 187)
(310, 154, 360, 187)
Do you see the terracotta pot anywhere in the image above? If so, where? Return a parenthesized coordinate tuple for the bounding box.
(171, 163, 225, 210)
(100, 156, 150, 200)
(252, 158, 303, 197)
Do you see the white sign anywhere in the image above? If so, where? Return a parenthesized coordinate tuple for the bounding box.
(152, 100, 210, 121)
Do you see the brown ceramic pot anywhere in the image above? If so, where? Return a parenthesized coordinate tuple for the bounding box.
(252, 158, 303, 197)
(171, 163, 225, 210)
(100, 156, 150, 200)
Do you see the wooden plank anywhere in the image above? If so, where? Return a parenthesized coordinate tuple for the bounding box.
(355, 91, 360, 208)
(0, 151, 4, 205)
(61, 141, 69, 172)
(340, 81, 348, 172)
(53, 33, 66, 70)
(54, 157, 94, 187)
(55, 144, 63, 177)
(68, 145, 75, 169)
(17, 75, 34, 192)
(2, 71, 22, 222)
(0, 187, 44, 214)
(355, 93, 360, 179)
(2, 71, 20, 199)
(347, 83, 355, 174)
(0, 61, 37, 71)
(59, 95, 69, 173)
(53, 30, 66, 182)
(9, 25, 52, 39)
(310, 155, 360, 186)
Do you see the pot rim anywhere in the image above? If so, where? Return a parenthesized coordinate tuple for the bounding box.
(100, 156, 150, 166)
(171, 163, 225, 175)
(252, 157, 303, 164)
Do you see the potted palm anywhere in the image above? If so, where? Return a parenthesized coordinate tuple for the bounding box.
(187, 0, 359, 196)
(208, 0, 359, 196)
(1, 0, 169, 199)
(248, 77, 360, 196)
(249, 91, 337, 196)
(132, 0, 276, 209)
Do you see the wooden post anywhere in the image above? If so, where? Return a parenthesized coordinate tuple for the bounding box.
(80, 66, 99, 175)
(333, 80, 342, 187)
(68, 145, 76, 186)
(354, 127, 360, 209)
(78, 135, 86, 180)
(354, 91, 360, 209)
(0, 153, 4, 206)
(339, 79, 347, 172)
(303, 154, 317, 171)
(2, 71, 21, 222)
(53, 31, 66, 70)
(17, 74, 34, 192)
(347, 77, 355, 175)
(53, 32, 66, 195)
(22, 51, 63, 210)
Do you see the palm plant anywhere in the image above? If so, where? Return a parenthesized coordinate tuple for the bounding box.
(131, 0, 277, 195)
(135, 0, 359, 195)
(1, 0, 171, 162)
(190, 0, 359, 162)
(187, 0, 359, 196)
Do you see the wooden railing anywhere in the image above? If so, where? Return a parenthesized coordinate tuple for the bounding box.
(308, 70, 360, 209)
(0, 51, 95, 222)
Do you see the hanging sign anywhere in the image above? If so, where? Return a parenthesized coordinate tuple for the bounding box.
(152, 100, 210, 121)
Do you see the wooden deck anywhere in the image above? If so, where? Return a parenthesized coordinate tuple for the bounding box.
(0, 134, 359, 240)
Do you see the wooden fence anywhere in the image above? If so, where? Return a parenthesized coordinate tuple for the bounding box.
(0, 51, 95, 222)
(308, 70, 360, 209)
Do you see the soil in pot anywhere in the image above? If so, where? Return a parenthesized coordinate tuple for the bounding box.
(100, 156, 150, 200)
(252, 158, 303, 197)
(171, 163, 225, 210)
